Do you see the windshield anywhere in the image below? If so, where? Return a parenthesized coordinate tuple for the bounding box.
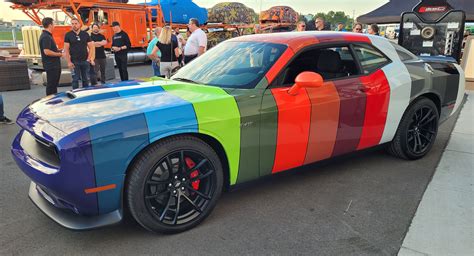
(172, 41, 287, 89)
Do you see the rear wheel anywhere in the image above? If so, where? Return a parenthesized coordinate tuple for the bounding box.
(126, 136, 223, 233)
(387, 97, 439, 160)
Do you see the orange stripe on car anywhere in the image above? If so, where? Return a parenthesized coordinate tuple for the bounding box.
(305, 81, 341, 163)
(84, 184, 117, 194)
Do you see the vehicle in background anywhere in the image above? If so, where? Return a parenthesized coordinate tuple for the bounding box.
(9, 0, 166, 69)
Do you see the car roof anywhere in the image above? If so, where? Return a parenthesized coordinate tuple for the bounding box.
(230, 31, 374, 52)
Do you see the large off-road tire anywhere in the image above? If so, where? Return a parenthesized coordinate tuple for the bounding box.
(387, 97, 439, 160)
(126, 135, 223, 234)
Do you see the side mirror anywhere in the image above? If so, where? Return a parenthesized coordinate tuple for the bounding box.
(288, 72, 324, 95)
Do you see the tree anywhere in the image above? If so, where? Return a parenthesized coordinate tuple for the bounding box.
(313, 11, 353, 30)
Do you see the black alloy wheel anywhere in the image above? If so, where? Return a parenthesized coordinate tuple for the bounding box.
(406, 106, 438, 155)
(127, 136, 223, 233)
(144, 150, 216, 226)
(388, 97, 439, 160)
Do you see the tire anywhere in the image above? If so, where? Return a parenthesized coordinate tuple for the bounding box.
(387, 97, 439, 160)
(126, 135, 223, 234)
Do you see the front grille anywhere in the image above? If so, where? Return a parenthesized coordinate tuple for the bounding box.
(20, 131, 60, 167)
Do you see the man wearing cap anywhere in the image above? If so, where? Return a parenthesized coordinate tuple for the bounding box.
(111, 21, 131, 81)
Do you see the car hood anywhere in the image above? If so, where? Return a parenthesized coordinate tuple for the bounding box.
(22, 80, 231, 135)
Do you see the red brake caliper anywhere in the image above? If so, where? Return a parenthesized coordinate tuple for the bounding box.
(185, 157, 200, 190)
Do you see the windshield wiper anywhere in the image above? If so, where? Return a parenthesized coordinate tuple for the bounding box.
(172, 77, 200, 84)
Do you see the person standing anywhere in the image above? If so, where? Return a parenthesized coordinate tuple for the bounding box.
(147, 27, 162, 77)
(0, 94, 13, 125)
(294, 21, 306, 32)
(90, 23, 107, 85)
(353, 23, 363, 33)
(315, 17, 329, 31)
(151, 26, 180, 78)
(368, 24, 380, 36)
(253, 24, 262, 34)
(183, 18, 207, 64)
(335, 22, 346, 31)
(111, 21, 131, 81)
(174, 27, 185, 66)
(39, 17, 62, 95)
(64, 18, 94, 89)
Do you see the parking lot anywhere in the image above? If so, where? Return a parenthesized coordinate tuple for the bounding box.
(0, 64, 462, 255)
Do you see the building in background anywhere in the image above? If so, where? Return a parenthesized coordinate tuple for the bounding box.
(12, 20, 36, 28)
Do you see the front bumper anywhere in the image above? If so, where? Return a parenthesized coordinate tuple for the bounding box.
(29, 181, 122, 230)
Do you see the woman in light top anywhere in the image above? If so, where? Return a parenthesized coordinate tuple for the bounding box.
(151, 26, 180, 78)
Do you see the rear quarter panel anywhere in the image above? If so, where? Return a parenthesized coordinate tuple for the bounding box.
(405, 59, 464, 123)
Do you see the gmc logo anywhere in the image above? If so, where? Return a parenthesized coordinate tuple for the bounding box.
(419, 6, 447, 13)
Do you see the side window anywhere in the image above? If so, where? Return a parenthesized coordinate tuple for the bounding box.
(390, 41, 418, 62)
(395, 49, 413, 62)
(353, 44, 390, 74)
(276, 45, 360, 86)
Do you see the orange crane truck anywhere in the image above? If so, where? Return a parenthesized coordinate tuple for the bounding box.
(8, 0, 165, 68)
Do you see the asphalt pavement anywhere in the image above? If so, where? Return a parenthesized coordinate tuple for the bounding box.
(0, 65, 463, 255)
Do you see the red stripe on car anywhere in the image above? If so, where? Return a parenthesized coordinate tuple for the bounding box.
(357, 69, 391, 150)
(271, 87, 312, 173)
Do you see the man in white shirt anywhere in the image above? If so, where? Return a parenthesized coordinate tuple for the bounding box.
(184, 18, 207, 64)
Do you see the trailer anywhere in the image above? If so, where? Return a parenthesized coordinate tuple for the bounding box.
(9, 0, 165, 68)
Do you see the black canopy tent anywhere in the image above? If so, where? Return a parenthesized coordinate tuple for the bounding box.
(357, 0, 474, 24)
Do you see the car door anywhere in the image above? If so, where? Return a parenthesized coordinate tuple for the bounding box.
(305, 45, 369, 160)
(259, 44, 361, 175)
(259, 43, 392, 176)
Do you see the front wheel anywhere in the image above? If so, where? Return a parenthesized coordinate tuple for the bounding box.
(126, 136, 223, 234)
(387, 97, 439, 160)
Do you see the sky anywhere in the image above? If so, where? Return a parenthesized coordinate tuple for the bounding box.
(0, 0, 388, 22)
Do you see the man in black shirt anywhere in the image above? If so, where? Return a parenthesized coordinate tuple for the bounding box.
(90, 23, 107, 85)
(64, 18, 94, 89)
(39, 17, 63, 95)
(111, 21, 131, 81)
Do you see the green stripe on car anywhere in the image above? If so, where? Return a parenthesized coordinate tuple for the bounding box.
(162, 83, 241, 185)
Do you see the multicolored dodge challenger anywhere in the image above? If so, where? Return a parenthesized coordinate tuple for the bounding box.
(12, 32, 465, 233)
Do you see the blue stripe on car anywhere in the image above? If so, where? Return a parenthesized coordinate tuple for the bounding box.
(115, 86, 199, 143)
(89, 85, 198, 214)
(89, 114, 150, 214)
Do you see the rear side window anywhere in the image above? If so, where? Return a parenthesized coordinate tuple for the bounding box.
(390, 41, 419, 62)
(353, 44, 390, 74)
